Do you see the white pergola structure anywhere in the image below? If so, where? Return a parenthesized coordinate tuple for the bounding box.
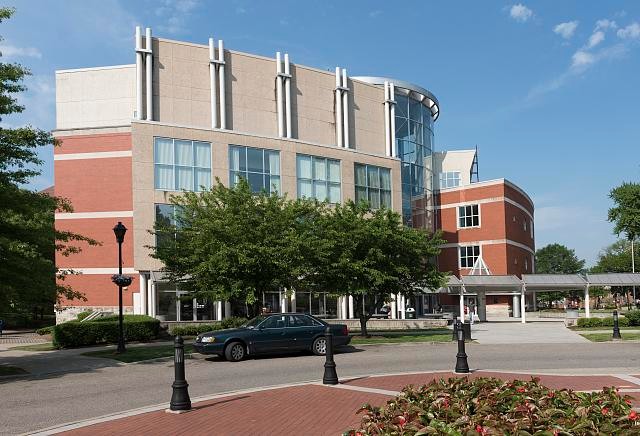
(444, 273, 640, 324)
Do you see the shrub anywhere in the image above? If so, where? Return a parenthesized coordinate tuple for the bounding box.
(36, 326, 54, 335)
(624, 310, 640, 326)
(346, 377, 639, 435)
(169, 316, 247, 336)
(576, 317, 630, 328)
(76, 310, 93, 321)
(52, 315, 160, 349)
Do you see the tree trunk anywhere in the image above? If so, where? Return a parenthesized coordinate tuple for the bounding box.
(359, 314, 369, 337)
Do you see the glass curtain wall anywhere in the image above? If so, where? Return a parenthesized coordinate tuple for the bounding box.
(394, 92, 434, 230)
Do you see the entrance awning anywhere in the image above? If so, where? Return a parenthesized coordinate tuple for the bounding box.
(461, 275, 522, 292)
(585, 273, 640, 286)
(522, 274, 587, 291)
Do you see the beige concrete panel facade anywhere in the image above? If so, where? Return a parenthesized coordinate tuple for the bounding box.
(131, 121, 401, 272)
(56, 65, 136, 129)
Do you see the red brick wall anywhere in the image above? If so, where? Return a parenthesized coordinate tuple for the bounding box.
(54, 133, 134, 307)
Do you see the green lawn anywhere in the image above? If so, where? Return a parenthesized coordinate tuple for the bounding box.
(0, 365, 28, 376)
(83, 344, 194, 363)
(580, 333, 640, 342)
(350, 332, 452, 344)
(10, 342, 56, 351)
(570, 326, 640, 331)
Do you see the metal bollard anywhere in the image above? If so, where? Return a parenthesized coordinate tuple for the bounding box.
(170, 336, 192, 411)
(612, 310, 622, 340)
(322, 326, 339, 385)
(454, 320, 470, 374)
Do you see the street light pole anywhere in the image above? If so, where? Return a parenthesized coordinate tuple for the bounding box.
(113, 222, 128, 354)
(632, 238, 636, 303)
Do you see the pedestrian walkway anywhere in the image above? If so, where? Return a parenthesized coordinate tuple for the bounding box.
(34, 370, 640, 436)
(0, 330, 48, 350)
(470, 321, 589, 344)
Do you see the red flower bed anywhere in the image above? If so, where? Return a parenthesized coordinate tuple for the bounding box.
(345, 377, 639, 435)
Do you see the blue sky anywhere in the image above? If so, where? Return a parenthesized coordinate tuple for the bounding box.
(2, 1, 639, 266)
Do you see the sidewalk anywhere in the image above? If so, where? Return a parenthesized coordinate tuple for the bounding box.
(35, 370, 640, 436)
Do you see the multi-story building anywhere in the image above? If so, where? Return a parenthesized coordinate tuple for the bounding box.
(53, 27, 533, 323)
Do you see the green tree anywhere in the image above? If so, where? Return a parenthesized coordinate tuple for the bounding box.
(0, 8, 98, 318)
(591, 240, 639, 306)
(534, 243, 585, 308)
(608, 182, 640, 241)
(151, 179, 324, 317)
(312, 201, 446, 335)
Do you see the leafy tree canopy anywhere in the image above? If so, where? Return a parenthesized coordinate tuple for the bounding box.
(534, 243, 585, 275)
(608, 182, 640, 241)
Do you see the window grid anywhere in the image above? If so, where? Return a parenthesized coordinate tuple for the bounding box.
(458, 204, 480, 228)
(354, 163, 392, 209)
(439, 171, 461, 189)
(459, 245, 480, 268)
(154, 137, 211, 192)
(229, 145, 281, 194)
(296, 154, 341, 203)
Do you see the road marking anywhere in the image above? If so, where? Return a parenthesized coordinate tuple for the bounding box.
(615, 374, 640, 386)
(322, 383, 400, 397)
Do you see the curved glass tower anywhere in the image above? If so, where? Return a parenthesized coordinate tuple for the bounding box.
(353, 77, 439, 231)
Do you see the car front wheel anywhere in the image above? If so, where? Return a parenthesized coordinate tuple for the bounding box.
(225, 342, 246, 362)
(312, 336, 326, 356)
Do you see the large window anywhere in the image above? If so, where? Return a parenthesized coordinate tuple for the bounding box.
(458, 204, 480, 228)
(354, 163, 392, 209)
(459, 245, 480, 268)
(296, 154, 341, 203)
(439, 171, 461, 189)
(229, 145, 280, 194)
(155, 203, 181, 247)
(154, 137, 211, 192)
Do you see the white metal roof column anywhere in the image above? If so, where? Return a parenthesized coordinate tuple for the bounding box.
(284, 54, 292, 138)
(209, 38, 218, 128)
(139, 273, 148, 316)
(520, 283, 526, 324)
(134, 26, 143, 119)
(389, 83, 397, 158)
(383, 81, 391, 156)
(459, 284, 466, 323)
(276, 52, 285, 137)
(145, 27, 153, 121)
(585, 284, 590, 318)
(217, 40, 226, 129)
(334, 67, 343, 147)
(341, 69, 350, 148)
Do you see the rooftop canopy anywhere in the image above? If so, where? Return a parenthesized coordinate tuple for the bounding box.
(521, 274, 587, 290)
(585, 273, 640, 286)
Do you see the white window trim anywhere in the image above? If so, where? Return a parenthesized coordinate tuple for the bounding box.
(458, 244, 482, 269)
(296, 154, 342, 204)
(354, 163, 393, 210)
(456, 203, 481, 230)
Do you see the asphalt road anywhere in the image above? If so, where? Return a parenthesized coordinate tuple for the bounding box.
(2, 341, 640, 435)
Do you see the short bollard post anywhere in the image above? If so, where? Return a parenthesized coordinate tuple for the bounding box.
(612, 310, 622, 340)
(169, 335, 192, 411)
(322, 326, 339, 385)
(454, 320, 470, 374)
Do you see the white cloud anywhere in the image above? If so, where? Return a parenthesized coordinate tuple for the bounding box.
(155, 0, 200, 34)
(0, 43, 42, 59)
(553, 21, 578, 39)
(587, 30, 605, 48)
(509, 4, 533, 23)
(596, 19, 617, 31)
(571, 50, 595, 69)
(369, 10, 382, 18)
(617, 22, 640, 39)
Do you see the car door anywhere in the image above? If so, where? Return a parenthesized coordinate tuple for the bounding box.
(252, 314, 288, 353)
(285, 314, 320, 350)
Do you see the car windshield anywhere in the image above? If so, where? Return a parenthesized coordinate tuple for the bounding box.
(242, 315, 267, 329)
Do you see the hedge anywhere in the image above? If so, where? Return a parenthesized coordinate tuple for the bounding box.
(52, 315, 160, 349)
(76, 311, 93, 321)
(576, 317, 630, 328)
(169, 316, 246, 336)
(347, 377, 639, 435)
(625, 310, 640, 326)
(36, 326, 54, 335)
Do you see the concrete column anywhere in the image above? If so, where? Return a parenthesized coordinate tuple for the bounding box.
(149, 281, 156, 318)
(280, 291, 288, 313)
(139, 273, 148, 315)
(512, 294, 520, 318)
(399, 294, 406, 319)
(390, 294, 397, 319)
(348, 295, 354, 319)
(224, 301, 232, 319)
(477, 291, 487, 322)
(290, 291, 296, 313)
(532, 291, 537, 311)
(216, 301, 223, 320)
(336, 297, 342, 319)
(459, 289, 465, 322)
(585, 286, 590, 318)
(341, 296, 348, 319)
(520, 287, 526, 324)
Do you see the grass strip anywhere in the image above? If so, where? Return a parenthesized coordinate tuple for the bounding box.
(0, 365, 28, 376)
(83, 344, 194, 363)
(580, 333, 640, 342)
(10, 343, 56, 352)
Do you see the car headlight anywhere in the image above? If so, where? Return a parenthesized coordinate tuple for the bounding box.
(201, 336, 216, 343)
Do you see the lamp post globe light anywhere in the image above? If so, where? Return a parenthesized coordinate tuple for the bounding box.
(111, 222, 133, 354)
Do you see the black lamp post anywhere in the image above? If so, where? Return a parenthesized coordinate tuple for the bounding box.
(322, 326, 339, 385)
(454, 319, 470, 374)
(613, 310, 622, 340)
(111, 222, 131, 354)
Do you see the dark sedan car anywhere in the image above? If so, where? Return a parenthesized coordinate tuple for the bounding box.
(193, 313, 351, 362)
